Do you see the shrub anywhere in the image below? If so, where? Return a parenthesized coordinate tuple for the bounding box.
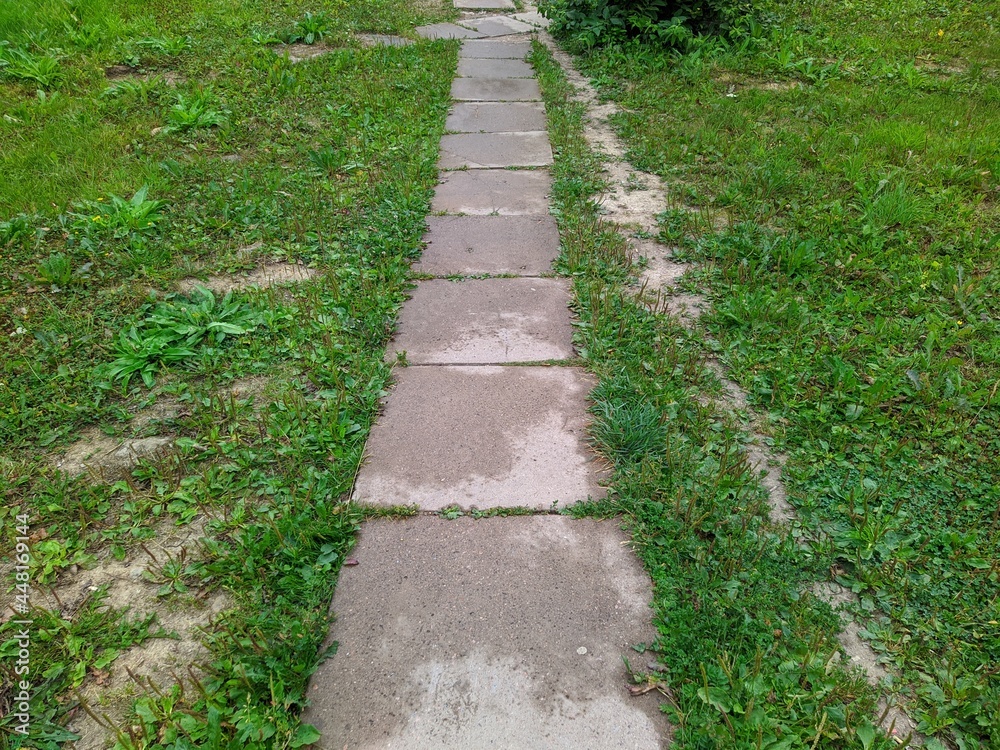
(539, 0, 751, 49)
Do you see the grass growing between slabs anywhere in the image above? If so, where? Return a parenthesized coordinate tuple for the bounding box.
(542, 0, 1000, 746)
(533, 42, 891, 750)
(1, 0, 455, 746)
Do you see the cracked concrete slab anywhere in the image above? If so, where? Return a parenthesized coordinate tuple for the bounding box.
(303, 515, 667, 750)
(457, 57, 535, 78)
(416, 22, 487, 39)
(452, 77, 542, 101)
(431, 169, 552, 215)
(461, 15, 537, 36)
(414, 215, 560, 275)
(460, 39, 532, 58)
(438, 132, 552, 169)
(446, 102, 547, 132)
(388, 278, 574, 364)
(512, 10, 551, 27)
(352, 366, 607, 509)
(455, 0, 514, 7)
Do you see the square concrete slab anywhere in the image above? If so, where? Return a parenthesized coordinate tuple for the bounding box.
(446, 102, 547, 133)
(463, 15, 536, 35)
(438, 132, 552, 169)
(352, 366, 607, 509)
(457, 57, 534, 78)
(455, 0, 513, 7)
(303, 516, 668, 749)
(388, 278, 574, 364)
(460, 39, 532, 58)
(416, 22, 487, 39)
(414, 215, 560, 275)
(431, 169, 552, 215)
(451, 77, 541, 101)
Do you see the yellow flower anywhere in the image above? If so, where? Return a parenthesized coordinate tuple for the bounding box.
(938, 29, 944, 37)
(957, 320, 964, 326)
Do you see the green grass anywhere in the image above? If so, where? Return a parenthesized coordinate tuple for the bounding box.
(545, 0, 1000, 747)
(0, 0, 455, 746)
(532, 40, 892, 750)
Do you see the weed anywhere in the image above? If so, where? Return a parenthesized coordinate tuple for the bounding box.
(101, 288, 264, 389)
(164, 90, 228, 133)
(0, 46, 63, 88)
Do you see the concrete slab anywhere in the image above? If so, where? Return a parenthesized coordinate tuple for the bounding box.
(512, 10, 552, 27)
(452, 77, 541, 101)
(438, 132, 552, 169)
(414, 215, 560, 275)
(463, 15, 537, 36)
(352, 366, 606, 509)
(416, 22, 487, 39)
(431, 169, 552, 215)
(455, 0, 513, 7)
(447, 102, 547, 133)
(457, 56, 535, 78)
(388, 278, 574, 364)
(304, 515, 667, 750)
(460, 39, 532, 59)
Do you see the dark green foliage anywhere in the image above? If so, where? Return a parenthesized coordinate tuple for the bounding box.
(539, 0, 752, 49)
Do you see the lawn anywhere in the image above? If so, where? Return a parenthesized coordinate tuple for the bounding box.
(0, 0, 454, 745)
(538, 0, 1000, 747)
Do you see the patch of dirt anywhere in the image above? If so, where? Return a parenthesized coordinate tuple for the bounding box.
(356, 33, 413, 47)
(104, 66, 183, 86)
(812, 583, 924, 745)
(34, 517, 232, 750)
(751, 80, 799, 92)
(54, 433, 175, 480)
(274, 43, 339, 62)
(177, 261, 318, 295)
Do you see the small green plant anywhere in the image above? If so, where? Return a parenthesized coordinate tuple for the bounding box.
(135, 35, 192, 55)
(102, 288, 263, 389)
(0, 47, 63, 88)
(73, 185, 166, 237)
(291, 12, 331, 44)
(164, 90, 228, 133)
(143, 548, 198, 597)
(35, 252, 92, 289)
(307, 145, 342, 175)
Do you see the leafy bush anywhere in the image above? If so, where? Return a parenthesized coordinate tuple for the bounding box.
(539, 0, 752, 49)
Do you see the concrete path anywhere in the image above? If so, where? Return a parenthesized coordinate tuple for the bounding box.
(305, 17, 666, 748)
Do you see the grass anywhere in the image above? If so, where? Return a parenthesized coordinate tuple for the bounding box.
(543, 0, 1000, 747)
(0, 0, 455, 746)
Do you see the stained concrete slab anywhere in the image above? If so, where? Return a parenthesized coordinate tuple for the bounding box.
(460, 39, 532, 59)
(352, 366, 606, 509)
(455, 0, 514, 7)
(303, 515, 667, 749)
(446, 102, 547, 133)
(462, 15, 537, 36)
(414, 215, 560, 275)
(457, 57, 534, 78)
(388, 278, 574, 364)
(438, 132, 553, 169)
(431, 169, 552, 215)
(452, 77, 541, 101)
(416, 22, 487, 39)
